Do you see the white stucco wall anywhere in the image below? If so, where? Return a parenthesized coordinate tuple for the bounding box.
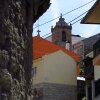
(94, 65, 100, 81)
(43, 50, 77, 85)
(94, 66, 100, 100)
(33, 58, 44, 85)
(33, 50, 77, 86)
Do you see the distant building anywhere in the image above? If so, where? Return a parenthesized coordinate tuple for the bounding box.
(82, 33, 100, 56)
(73, 41, 84, 59)
(81, 0, 100, 100)
(93, 40, 100, 100)
(51, 14, 72, 48)
(33, 36, 80, 100)
(44, 14, 84, 51)
(44, 15, 85, 100)
(46, 34, 84, 49)
(47, 14, 72, 49)
(93, 39, 100, 58)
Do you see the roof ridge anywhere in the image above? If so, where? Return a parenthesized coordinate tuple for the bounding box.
(33, 36, 79, 54)
(33, 36, 80, 61)
(83, 33, 100, 40)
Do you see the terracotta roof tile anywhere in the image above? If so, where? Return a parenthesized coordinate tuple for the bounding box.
(33, 36, 80, 61)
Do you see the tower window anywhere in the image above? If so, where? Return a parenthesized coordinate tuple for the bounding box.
(62, 31, 66, 42)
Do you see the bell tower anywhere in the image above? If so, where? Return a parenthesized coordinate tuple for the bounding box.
(51, 14, 72, 49)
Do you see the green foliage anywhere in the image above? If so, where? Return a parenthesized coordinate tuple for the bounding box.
(82, 97, 86, 100)
(80, 67, 85, 76)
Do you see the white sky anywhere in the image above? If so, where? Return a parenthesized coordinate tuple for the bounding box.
(33, 0, 99, 38)
(50, 0, 60, 26)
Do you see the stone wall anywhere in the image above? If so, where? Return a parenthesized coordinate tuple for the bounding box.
(33, 83, 77, 100)
(0, 0, 50, 100)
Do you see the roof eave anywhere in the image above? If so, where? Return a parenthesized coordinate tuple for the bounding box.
(81, 0, 100, 24)
(33, 0, 51, 23)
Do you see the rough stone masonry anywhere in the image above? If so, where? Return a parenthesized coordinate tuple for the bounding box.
(0, 0, 50, 100)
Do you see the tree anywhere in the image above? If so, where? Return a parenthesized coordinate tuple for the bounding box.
(0, 0, 50, 100)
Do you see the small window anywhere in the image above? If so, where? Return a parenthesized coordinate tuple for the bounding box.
(32, 67, 37, 77)
(62, 31, 66, 42)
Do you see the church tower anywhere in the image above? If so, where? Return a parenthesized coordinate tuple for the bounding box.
(51, 14, 72, 49)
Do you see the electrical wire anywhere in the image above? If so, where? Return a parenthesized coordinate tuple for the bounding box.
(72, 18, 84, 25)
(68, 10, 88, 24)
(41, 10, 89, 38)
(42, 32, 51, 38)
(33, 0, 95, 29)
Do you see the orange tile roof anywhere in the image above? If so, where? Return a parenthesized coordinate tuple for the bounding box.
(77, 64, 80, 76)
(33, 36, 80, 61)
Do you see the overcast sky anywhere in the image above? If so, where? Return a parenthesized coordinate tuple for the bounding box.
(33, 0, 99, 38)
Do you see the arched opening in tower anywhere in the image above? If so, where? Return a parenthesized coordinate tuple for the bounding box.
(62, 31, 66, 42)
